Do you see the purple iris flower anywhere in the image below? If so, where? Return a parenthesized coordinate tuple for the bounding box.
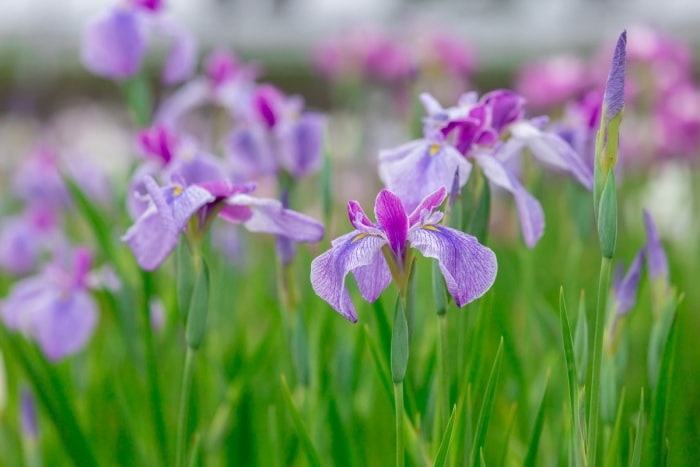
(155, 49, 259, 128)
(81, 0, 196, 84)
(123, 176, 325, 271)
(380, 90, 592, 247)
(0, 248, 98, 361)
(310, 187, 497, 322)
(606, 247, 644, 349)
(227, 84, 326, 180)
(643, 210, 668, 285)
(516, 55, 589, 110)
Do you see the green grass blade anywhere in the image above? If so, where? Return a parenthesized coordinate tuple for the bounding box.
(524, 371, 550, 467)
(434, 405, 457, 467)
(280, 376, 322, 467)
(496, 402, 518, 467)
(362, 325, 393, 407)
(642, 317, 677, 467)
(631, 388, 645, 467)
(469, 337, 504, 467)
(559, 288, 585, 466)
(605, 387, 627, 467)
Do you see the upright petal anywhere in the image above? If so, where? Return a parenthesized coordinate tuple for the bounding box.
(81, 9, 147, 80)
(604, 31, 627, 123)
(643, 210, 669, 283)
(310, 232, 388, 322)
(614, 248, 645, 317)
(347, 200, 382, 235)
(374, 190, 409, 258)
(278, 112, 325, 178)
(474, 153, 544, 248)
(379, 140, 471, 212)
(227, 126, 279, 179)
(408, 225, 497, 306)
(224, 194, 324, 242)
(510, 121, 594, 190)
(408, 186, 447, 227)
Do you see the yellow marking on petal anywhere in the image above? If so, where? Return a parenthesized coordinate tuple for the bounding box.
(173, 186, 184, 196)
(352, 233, 369, 242)
(423, 225, 440, 232)
(429, 144, 441, 156)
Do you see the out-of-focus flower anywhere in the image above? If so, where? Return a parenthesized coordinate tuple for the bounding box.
(81, 0, 196, 84)
(12, 146, 69, 209)
(311, 187, 496, 322)
(643, 209, 669, 287)
(0, 248, 99, 361)
(607, 247, 645, 343)
(0, 206, 64, 276)
(156, 49, 260, 128)
(20, 387, 38, 440)
(227, 84, 326, 180)
(654, 82, 700, 161)
(516, 55, 589, 110)
(380, 90, 592, 247)
(123, 176, 324, 270)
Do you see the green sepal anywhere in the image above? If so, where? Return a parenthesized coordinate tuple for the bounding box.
(391, 297, 409, 384)
(185, 260, 210, 350)
(597, 171, 617, 259)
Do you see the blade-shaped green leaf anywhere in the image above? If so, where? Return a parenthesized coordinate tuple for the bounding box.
(469, 337, 504, 467)
(434, 405, 457, 467)
(280, 376, 322, 467)
(524, 371, 550, 467)
(631, 388, 645, 467)
(362, 325, 393, 406)
(605, 386, 626, 467)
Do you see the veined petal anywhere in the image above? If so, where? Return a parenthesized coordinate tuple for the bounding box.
(81, 8, 147, 80)
(169, 185, 216, 231)
(347, 200, 382, 235)
(122, 204, 180, 270)
(310, 232, 387, 322)
(224, 194, 324, 242)
(475, 153, 544, 248)
(604, 31, 627, 122)
(408, 225, 497, 306)
(378, 139, 471, 212)
(510, 121, 593, 190)
(408, 186, 447, 227)
(374, 190, 408, 257)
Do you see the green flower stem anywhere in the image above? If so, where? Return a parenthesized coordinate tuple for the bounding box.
(394, 381, 405, 467)
(437, 313, 450, 432)
(587, 256, 613, 466)
(176, 347, 196, 467)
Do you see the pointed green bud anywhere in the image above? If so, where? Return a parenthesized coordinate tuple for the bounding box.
(185, 260, 210, 350)
(597, 172, 617, 259)
(391, 297, 409, 383)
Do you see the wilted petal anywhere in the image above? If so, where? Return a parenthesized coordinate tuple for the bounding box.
(31, 291, 98, 362)
(379, 140, 471, 212)
(643, 210, 669, 283)
(81, 8, 147, 80)
(408, 225, 497, 306)
(510, 121, 593, 190)
(604, 31, 627, 122)
(374, 190, 409, 258)
(224, 194, 324, 242)
(278, 112, 325, 178)
(310, 232, 387, 322)
(475, 153, 544, 248)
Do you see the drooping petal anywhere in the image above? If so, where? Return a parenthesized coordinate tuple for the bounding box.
(474, 153, 544, 248)
(510, 121, 593, 190)
(374, 190, 409, 258)
(154, 78, 210, 127)
(408, 225, 497, 307)
(310, 232, 388, 322)
(604, 31, 627, 123)
(122, 204, 180, 270)
(30, 291, 98, 362)
(223, 194, 324, 242)
(155, 15, 197, 85)
(408, 186, 447, 227)
(81, 8, 147, 80)
(277, 112, 325, 178)
(0, 276, 48, 331)
(378, 139, 471, 212)
(643, 210, 669, 283)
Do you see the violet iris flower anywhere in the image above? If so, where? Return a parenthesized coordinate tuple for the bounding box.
(311, 187, 497, 322)
(379, 90, 593, 247)
(227, 84, 325, 180)
(516, 55, 589, 110)
(123, 175, 325, 271)
(0, 248, 98, 361)
(81, 0, 196, 84)
(155, 49, 260, 128)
